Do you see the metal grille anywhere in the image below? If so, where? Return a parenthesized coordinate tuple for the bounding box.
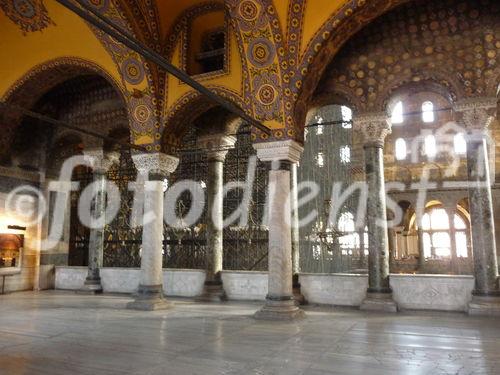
(164, 128, 208, 269)
(103, 148, 142, 267)
(298, 105, 366, 273)
(223, 124, 268, 271)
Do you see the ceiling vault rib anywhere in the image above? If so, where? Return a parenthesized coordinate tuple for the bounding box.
(56, 0, 272, 135)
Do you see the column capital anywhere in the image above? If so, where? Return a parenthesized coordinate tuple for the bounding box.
(83, 149, 120, 173)
(253, 140, 303, 163)
(453, 97, 497, 133)
(197, 134, 237, 162)
(132, 152, 179, 178)
(353, 112, 392, 147)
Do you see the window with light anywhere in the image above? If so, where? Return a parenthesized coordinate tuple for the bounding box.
(422, 101, 435, 123)
(391, 101, 404, 124)
(421, 207, 469, 259)
(395, 138, 407, 160)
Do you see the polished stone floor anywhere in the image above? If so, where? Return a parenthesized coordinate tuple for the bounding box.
(0, 291, 499, 375)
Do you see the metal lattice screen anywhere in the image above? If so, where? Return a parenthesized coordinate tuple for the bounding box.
(298, 105, 367, 273)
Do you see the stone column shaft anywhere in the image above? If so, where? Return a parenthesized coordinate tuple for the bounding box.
(455, 97, 500, 316)
(79, 149, 119, 294)
(127, 152, 179, 311)
(354, 112, 397, 312)
(253, 140, 305, 320)
(195, 135, 235, 302)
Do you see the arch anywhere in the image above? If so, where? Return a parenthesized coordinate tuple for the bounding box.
(377, 75, 464, 114)
(0, 57, 130, 163)
(294, 0, 411, 128)
(161, 86, 245, 151)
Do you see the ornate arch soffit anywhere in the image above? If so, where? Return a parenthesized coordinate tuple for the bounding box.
(0, 56, 130, 162)
(162, 85, 245, 151)
(0, 0, 55, 34)
(293, 0, 411, 128)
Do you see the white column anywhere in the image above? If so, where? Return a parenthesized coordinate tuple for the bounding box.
(454, 97, 500, 316)
(253, 140, 305, 320)
(196, 134, 236, 302)
(127, 152, 179, 311)
(354, 113, 397, 312)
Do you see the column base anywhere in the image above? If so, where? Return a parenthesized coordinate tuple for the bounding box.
(468, 294, 500, 317)
(126, 284, 173, 311)
(254, 296, 305, 321)
(292, 275, 306, 305)
(360, 291, 398, 313)
(195, 282, 227, 303)
(77, 277, 103, 295)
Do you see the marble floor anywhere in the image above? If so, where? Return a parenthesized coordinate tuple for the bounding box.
(0, 291, 499, 375)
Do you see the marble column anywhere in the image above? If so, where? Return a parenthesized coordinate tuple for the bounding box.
(454, 97, 500, 316)
(416, 216, 426, 271)
(79, 149, 119, 294)
(196, 134, 236, 302)
(127, 152, 179, 311)
(253, 140, 305, 320)
(290, 161, 305, 304)
(354, 113, 397, 312)
(444, 205, 458, 274)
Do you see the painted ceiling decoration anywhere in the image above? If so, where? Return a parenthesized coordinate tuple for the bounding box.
(2, 0, 496, 153)
(0, 0, 55, 34)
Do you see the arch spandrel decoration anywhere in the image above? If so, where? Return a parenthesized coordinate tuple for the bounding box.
(0, 0, 55, 34)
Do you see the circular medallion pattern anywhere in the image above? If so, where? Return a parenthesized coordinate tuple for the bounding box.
(122, 58, 145, 85)
(13, 0, 35, 18)
(239, 0, 258, 21)
(257, 84, 277, 105)
(248, 38, 276, 68)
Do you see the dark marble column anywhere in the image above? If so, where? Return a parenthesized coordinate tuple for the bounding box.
(196, 135, 236, 302)
(455, 97, 500, 316)
(253, 140, 305, 320)
(354, 113, 397, 312)
(127, 153, 179, 311)
(79, 149, 119, 294)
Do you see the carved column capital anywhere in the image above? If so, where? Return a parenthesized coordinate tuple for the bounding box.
(132, 152, 179, 179)
(453, 97, 497, 135)
(353, 112, 392, 148)
(197, 134, 237, 162)
(253, 140, 304, 164)
(83, 149, 120, 173)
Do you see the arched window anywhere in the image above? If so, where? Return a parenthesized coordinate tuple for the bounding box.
(395, 138, 407, 160)
(422, 101, 435, 123)
(391, 101, 404, 124)
(316, 152, 324, 167)
(341, 106, 352, 129)
(424, 134, 437, 158)
(337, 212, 368, 256)
(421, 207, 469, 259)
(454, 133, 467, 154)
(340, 145, 351, 164)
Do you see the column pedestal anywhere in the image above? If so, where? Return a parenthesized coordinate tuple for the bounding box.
(253, 141, 305, 320)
